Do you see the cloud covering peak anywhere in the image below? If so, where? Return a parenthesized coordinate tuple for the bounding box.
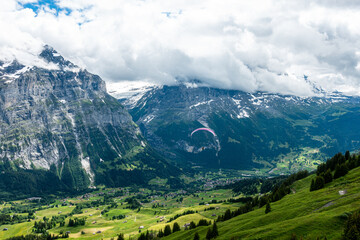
(1, 0, 360, 96)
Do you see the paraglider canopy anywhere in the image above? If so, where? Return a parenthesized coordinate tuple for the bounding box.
(191, 128, 216, 137)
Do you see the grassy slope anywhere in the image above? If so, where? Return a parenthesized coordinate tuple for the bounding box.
(165, 167, 360, 240)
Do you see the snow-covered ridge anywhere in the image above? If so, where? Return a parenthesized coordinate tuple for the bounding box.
(114, 80, 358, 114)
(0, 47, 59, 72)
(1, 60, 24, 82)
(0, 46, 82, 83)
(121, 85, 360, 128)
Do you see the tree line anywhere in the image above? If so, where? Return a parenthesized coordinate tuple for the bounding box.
(311, 151, 359, 191)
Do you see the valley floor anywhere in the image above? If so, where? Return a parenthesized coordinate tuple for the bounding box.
(1, 167, 359, 239)
(0, 188, 241, 240)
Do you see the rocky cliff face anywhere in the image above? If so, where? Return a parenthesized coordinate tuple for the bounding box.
(0, 46, 177, 192)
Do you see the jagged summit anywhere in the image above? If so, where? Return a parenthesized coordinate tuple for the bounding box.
(0, 45, 82, 85)
(39, 45, 77, 69)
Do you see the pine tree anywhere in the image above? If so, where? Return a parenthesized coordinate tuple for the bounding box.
(310, 176, 325, 191)
(223, 209, 232, 220)
(158, 229, 164, 238)
(348, 159, 357, 170)
(212, 222, 219, 237)
(345, 150, 350, 161)
(339, 154, 346, 165)
(198, 219, 210, 226)
(323, 169, 333, 184)
(316, 163, 327, 176)
(68, 218, 74, 227)
(138, 233, 146, 240)
(334, 163, 349, 179)
(274, 190, 283, 202)
(173, 222, 180, 233)
(314, 176, 325, 190)
(117, 233, 125, 240)
(164, 225, 172, 236)
(310, 179, 315, 191)
(206, 228, 212, 240)
(194, 232, 200, 240)
(259, 195, 268, 208)
(265, 202, 271, 214)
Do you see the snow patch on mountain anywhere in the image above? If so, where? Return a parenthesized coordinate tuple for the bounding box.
(197, 119, 210, 129)
(2, 66, 31, 83)
(0, 47, 60, 71)
(107, 81, 158, 107)
(189, 100, 214, 109)
(237, 109, 250, 119)
(231, 98, 241, 108)
(143, 114, 155, 124)
(285, 96, 296, 101)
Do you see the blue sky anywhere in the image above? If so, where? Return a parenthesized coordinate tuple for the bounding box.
(20, 0, 71, 16)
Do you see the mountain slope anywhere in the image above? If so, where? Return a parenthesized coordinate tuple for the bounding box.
(0, 46, 179, 196)
(164, 164, 360, 239)
(124, 85, 360, 174)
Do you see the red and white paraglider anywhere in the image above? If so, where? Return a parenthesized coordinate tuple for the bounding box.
(190, 128, 216, 137)
(190, 127, 221, 167)
(190, 127, 220, 154)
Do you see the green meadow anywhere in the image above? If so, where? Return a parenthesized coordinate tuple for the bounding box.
(165, 166, 360, 240)
(0, 188, 239, 239)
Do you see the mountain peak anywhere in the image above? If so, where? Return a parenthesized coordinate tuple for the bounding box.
(0, 46, 83, 84)
(39, 45, 76, 69)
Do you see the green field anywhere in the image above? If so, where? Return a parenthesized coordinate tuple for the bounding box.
(0, 188, 241, 240)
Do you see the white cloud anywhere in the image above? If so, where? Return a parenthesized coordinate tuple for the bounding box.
(0, 0, 360, 96)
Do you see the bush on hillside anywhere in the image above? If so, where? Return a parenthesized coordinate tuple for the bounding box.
(343, 209, 360, 240)
(265, 202, 271, 214)
(310, 176, 325, 191)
